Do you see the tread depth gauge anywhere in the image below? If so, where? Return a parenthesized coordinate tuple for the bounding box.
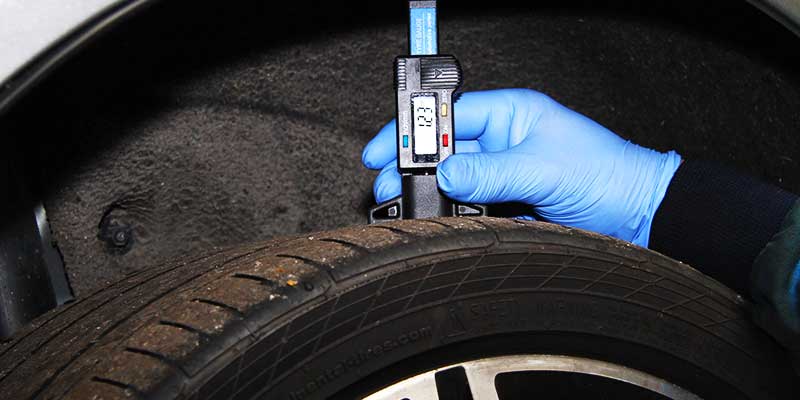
(369, 0, 486, 223)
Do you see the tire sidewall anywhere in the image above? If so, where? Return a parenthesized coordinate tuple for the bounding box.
(259, 247, 786, 400)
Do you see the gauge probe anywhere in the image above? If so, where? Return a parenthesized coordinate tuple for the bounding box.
(369, 0, 486, 223)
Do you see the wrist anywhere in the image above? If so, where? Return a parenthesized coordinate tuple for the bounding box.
(649, 159, 799, 295)
(627, 147, 682, 247)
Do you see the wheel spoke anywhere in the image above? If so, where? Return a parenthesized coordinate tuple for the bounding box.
(362, 369, 440, 400)
(362, 354, 701, 400)
(462, 363, 500, 400)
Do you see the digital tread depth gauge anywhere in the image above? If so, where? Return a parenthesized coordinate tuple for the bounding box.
(369, 0, 486, 223)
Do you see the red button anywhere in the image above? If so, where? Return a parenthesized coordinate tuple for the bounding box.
(443, 134, 449, 147)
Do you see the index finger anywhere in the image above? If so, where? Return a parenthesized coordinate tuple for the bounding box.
(362, 119, 397, 170)
(454, 89, 545, 151)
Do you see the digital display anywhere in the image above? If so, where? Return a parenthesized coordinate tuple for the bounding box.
(412, 94, 437, 155)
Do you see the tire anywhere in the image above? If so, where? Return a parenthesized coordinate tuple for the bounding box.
(0, 217, 795, 399)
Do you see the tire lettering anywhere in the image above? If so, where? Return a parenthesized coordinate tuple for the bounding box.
(289, 326, 431, 400)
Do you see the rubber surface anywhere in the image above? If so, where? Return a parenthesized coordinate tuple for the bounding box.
(0, 217, 794, 399)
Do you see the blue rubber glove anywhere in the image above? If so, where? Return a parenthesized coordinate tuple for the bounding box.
(362, 89, 682, 247)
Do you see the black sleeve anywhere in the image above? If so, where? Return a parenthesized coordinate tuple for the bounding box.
(649, 160, 799, 297)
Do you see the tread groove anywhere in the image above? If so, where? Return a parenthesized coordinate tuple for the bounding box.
(464, 217, 502, 242)
(316, 238, 371, 253)
(158, 320, 212, 342)
(21, 246, 273, 400)
(275, 253, 332, 271)
(90, 376, 145, 399)
(232, 273, 276, 286)
(421, 219, 455, 229)
(0, 260, 195, 388)
(0, 249, 224, 360)
(367, 225, 414, 238)
(124, 347, 186, 375)
(192, 298, 245, 317)
(23, 251, 250, 400)
(0, 262, 180, 359)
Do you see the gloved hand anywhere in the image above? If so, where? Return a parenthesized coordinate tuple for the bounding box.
(362, 89, 682, 247)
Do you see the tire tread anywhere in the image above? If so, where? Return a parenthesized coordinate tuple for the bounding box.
(0, 218, 788, 399)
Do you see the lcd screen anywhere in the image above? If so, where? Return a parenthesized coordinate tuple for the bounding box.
(412, 94, 437, 156)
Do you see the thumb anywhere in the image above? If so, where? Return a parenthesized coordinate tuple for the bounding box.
(437, 152, 544, 204)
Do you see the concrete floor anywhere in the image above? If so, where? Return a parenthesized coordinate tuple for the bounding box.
(2, 1, 799, 297)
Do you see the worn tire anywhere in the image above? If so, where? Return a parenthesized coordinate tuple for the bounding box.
(0, 217, 795, 399)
